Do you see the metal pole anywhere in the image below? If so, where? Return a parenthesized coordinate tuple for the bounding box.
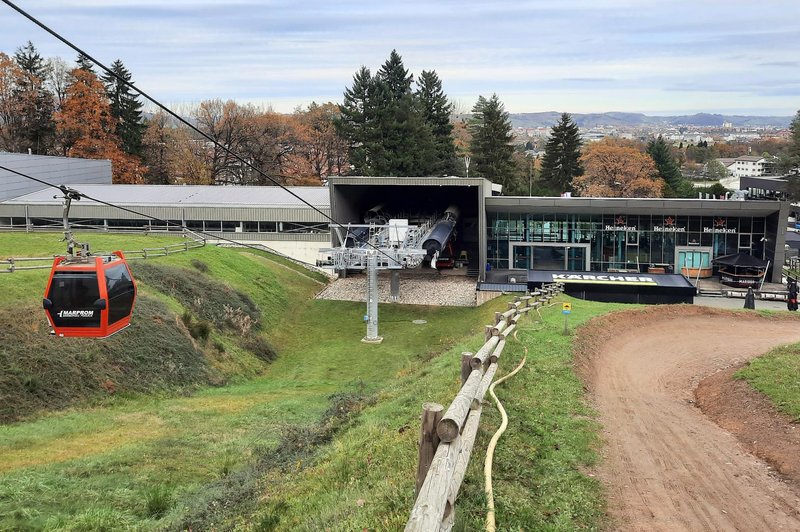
(363, 250, 383, 343)
(390, 270, 400, 302)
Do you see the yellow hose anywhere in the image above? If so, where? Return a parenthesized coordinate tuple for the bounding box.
(484, 334, 527, 532)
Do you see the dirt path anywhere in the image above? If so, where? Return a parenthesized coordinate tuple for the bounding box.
(578, 307, 800, 531)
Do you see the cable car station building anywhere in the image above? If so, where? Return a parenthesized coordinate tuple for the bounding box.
(326, 177, 789, 302)
(1, 168, 789, 301)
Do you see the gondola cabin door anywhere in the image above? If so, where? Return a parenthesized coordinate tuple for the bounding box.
(43, 251, 136, 338)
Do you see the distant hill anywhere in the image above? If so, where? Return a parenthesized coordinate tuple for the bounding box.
(510, 112, 793, 129)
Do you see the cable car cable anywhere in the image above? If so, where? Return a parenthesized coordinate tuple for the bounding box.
(0, 0, 401, 268)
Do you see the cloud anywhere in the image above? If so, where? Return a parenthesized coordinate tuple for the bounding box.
(1, 0, 799, 114)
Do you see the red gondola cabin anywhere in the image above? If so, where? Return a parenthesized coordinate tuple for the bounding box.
(43, 251, 136, 338)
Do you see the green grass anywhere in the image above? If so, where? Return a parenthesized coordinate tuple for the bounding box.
(0, 232, 630, 529)
(240, 296, 629, 530)
(736, 344, 800, 422)
(0, 299, 511, 529)
(0, 230, 524, 529)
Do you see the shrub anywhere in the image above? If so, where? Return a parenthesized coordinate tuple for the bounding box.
(190, 259, 210, 273)
(188, 320, 211, 342)
(132, 263, 261, 332)
(243, 336, 277, 363)
(143, 484, 173, 519)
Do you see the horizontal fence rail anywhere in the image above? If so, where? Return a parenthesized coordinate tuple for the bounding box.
(406, 283, 564, 531)
(0, 230, 205, 273)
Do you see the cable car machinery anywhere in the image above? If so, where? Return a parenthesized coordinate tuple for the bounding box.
(320, 205, 460, 343)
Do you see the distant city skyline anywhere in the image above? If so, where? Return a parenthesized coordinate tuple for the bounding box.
(1, 0, 799, 115)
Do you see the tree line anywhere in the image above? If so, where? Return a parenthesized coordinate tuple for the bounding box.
(0, 42, 349, 185)
(1, 42, 798, 196)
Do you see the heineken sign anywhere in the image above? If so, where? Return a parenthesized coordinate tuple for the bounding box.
(601, 215, 735, 234)
(703, 217, 735, 234)
(605, 215, 636, 232)
(654, 216, 685, 232)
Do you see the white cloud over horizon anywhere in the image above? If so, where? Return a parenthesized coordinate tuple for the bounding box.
(1, 0, 799, 115)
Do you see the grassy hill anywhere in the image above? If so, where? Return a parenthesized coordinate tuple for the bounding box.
(0, 231, 636, 530)
(0, 232, 520, 529)
(0, 233, 323, 423)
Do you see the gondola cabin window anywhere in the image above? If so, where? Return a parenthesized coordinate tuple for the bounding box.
(47, 271, 102, 328)
(105, 263, 135, 325)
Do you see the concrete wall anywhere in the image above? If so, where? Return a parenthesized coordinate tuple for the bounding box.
(224, 238, 326, 265)
(0, 152, 112, 201)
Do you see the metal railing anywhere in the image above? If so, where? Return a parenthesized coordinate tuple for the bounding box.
(0, 230, 206, 274)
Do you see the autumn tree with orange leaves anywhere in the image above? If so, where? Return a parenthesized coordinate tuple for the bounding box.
(573, 139, 663, 198)
(293, 102, 348, 181)
(54, 68, 144, 183)
(0, 53, 22, 151)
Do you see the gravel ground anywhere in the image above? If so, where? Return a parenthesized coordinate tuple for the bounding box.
(316, 272, 478, 306)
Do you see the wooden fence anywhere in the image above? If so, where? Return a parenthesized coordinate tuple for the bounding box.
(0, 231, 205, 274)
(405, 283, 564, 531)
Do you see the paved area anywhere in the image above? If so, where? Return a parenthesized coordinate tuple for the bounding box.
(694, 295, 790, 311)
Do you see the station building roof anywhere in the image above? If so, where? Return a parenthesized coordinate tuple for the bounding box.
(0, 152, 111, 202)
(2, 184, 329, 208)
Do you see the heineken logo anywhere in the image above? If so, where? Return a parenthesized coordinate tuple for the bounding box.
(605, 215, 637, 231)
(703, 218, 735, 233)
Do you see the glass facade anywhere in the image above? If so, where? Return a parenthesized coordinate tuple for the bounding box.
(488, 212, 767, 272)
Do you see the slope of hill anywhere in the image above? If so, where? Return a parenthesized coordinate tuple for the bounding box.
(0, 233, 324, 422)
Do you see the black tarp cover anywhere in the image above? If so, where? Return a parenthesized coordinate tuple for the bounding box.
(711, 252, 768, 268)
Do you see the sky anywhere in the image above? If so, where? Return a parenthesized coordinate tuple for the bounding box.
(1, 0, 799, 116)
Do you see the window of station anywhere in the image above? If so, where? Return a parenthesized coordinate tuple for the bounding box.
(280, 222, 329, 234)
(488, 212, 768, 272)
(185, 220, 204, 231)
(107, 219, 150, 228)
(30, 217, 64, 227)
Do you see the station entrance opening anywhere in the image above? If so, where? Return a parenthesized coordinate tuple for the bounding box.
(328, 177, 488, 275)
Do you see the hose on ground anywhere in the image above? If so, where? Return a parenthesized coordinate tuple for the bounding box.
(484, 329, 527, 532)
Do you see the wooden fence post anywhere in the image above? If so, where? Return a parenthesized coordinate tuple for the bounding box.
(415, 402, 444, 498)
(460, 353, 473, 387)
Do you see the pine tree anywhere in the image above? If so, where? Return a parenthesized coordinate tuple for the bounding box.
(646, 135, 684, 192)
(12, 41, 55, 154)
(76, 53, 95, 74)
(468, 94, 516, 191)
(789, 110, 800, 169)
(540, 113, 583, 194)
(416, 70, 455, 175)
(337, 51, 440, 177)
(336, 66, 376, 174)
(377, 49, 412, 100)
(101, 59, 146, 155)
(374, 50, 435, 176)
